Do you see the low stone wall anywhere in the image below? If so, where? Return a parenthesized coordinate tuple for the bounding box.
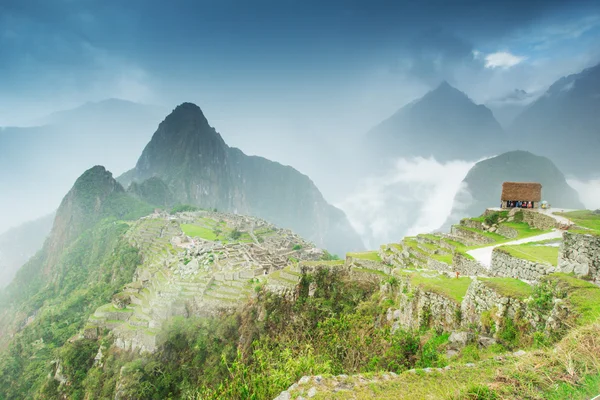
(496, 225, 519, 239)
(452, 253, 488, 276)
(451, 226, 495, 245)
(346, 256, 388, 273)
(521, 209, 557, 230)
(388, 278, 461, 332)
(461, 279, 569, 337)
(558, 231, 600, 281)
(461, 219, 485, 230)
(491, 248, 556, 281)
(427, 258, 452, 273)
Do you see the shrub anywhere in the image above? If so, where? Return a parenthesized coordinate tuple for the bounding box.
(292, 244, 302, 251)
(170, 204, 200, 214)
(484, 212, 500, 226)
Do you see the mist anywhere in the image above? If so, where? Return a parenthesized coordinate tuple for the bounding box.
(337, 157, 475, 248)
(568, 178, 600, 210)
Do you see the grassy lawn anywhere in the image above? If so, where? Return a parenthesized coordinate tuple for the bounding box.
(556, 210, 600, 233)
(348, 251, 382, 262)
(181, 224, 219, 241)
(406, 272, 472, 304)
(479, 277, 533, 300)
(431, 252, 453, 265)
(498, 243, 559, 266)
(546, 273, 600, 324)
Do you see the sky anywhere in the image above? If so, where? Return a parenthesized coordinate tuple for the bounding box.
(1, 0, 600, 238)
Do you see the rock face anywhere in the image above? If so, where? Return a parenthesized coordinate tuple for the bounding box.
(367, 81, 505, 163)
(510, 62, 600, 177)
(118, 103, 363, 256)
(558, 231, 600, 280)
(442, 151, 584, 229)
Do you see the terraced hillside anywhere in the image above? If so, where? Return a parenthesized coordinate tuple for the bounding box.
(84, 210, 324, 352)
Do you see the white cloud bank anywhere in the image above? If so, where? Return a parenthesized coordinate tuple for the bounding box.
(337, 157, 475, 248)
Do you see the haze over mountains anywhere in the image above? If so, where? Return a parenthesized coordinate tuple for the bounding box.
(367, 81, 506, 163)
(2, 62, 600, 266)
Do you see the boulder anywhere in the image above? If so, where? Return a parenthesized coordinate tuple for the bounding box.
(448, 331, 474, 348)
(478, 336, 497, 348)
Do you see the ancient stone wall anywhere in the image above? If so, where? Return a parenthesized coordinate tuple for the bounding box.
(491, 248, 556, 281)
(558, 231, 600, 281)
(387, 278, 461, 332)
(452, 253, 488, 276)
(450, 226, 495, 245)
(521, 209, 557, 230)
(461, 219, 485, 230)
(496, 225, 518, 239)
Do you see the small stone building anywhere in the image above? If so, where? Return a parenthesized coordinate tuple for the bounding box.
(501, 182, 542, 209)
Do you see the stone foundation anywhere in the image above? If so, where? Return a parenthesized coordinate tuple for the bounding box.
(558, 231, 600, 281)
(453, 253, 488, 276)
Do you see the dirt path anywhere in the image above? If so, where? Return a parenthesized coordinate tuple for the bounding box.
(467, 230, 564, 268)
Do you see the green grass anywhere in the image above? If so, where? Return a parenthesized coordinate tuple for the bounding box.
(498, 243, 559, 266)
(431, 252, 454, 265)
(546, 273, 600, 324)
(479, 277, 533, 300)
(348, 251, 382, 262)
(181, 224, 219, 241)
(404, 272, 472, 304)
(556, 210, 600, 233)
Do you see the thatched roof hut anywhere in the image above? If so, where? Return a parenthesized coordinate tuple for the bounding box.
(501, 182, 542, 201)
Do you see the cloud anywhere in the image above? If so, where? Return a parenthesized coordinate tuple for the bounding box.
(567, 178, 600, 210)
(337, 157, 474, 248)
(484, 51, 526, 69)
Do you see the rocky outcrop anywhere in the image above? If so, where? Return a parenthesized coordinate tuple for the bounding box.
(491, 248, 556, 281)
(558, 231, 600, 281)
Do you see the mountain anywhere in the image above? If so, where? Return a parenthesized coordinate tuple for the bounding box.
(0, 166, 152, 339)
(118, 103, 363, 256)
(367, 81, 506, 163)
(0, 214, 54, 289)
(510, 63, 600, 178)
(486, 88, 537, 128)
(0, 99, 166, 232)
(442, 150, 584, 229)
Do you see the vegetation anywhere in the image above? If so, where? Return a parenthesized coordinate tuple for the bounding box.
(181, 223, 220, 241)
(403, 271, 472, 304)
(479, 277, 533, 300)
(347, 251, 382, 262)
(31, 268, 453, 399)
(545, 273, 600, 324)
(0, 221, 142, 399)
(556, 210, 600, 233)
(170, 204, 200, 214)
(498, 243, 559, 266)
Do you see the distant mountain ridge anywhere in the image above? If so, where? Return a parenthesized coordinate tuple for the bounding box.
(118, 103, 364, 255)
(510, 62, 600, 178)
(367, 81, 506, 163)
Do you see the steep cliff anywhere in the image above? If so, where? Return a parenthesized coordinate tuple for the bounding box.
(119, 103, 363, 255)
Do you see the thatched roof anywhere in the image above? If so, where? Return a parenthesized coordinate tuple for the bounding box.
(501, 182, 542, 201)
